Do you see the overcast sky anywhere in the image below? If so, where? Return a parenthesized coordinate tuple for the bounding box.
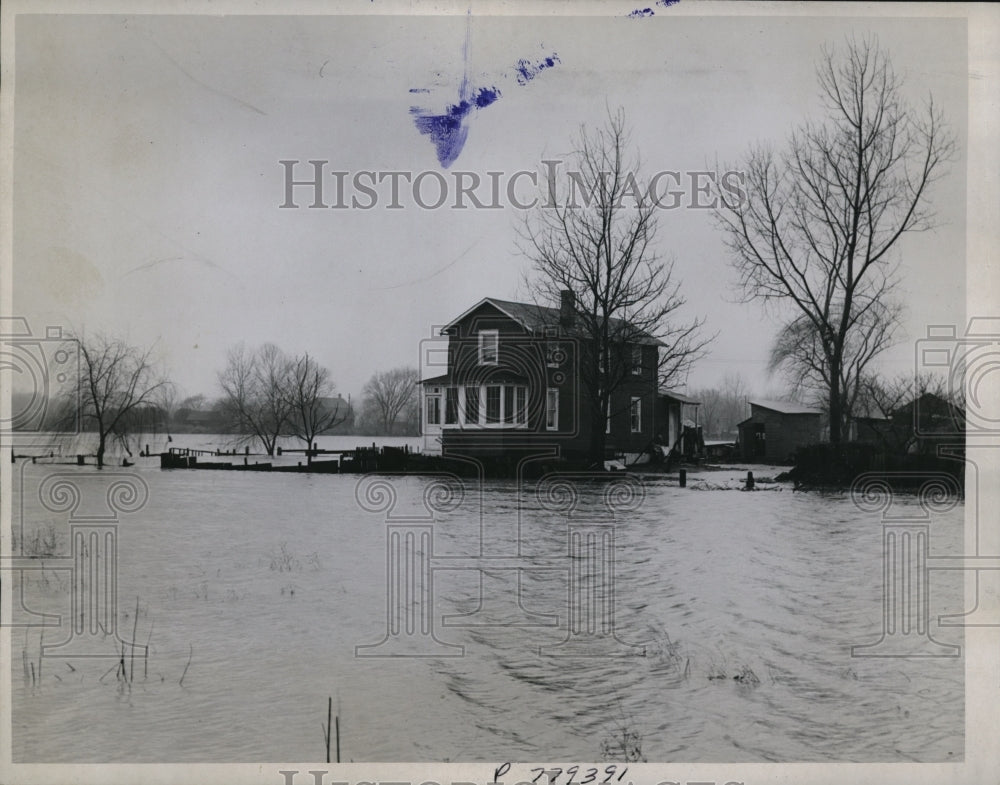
(12, 8, 968, 404)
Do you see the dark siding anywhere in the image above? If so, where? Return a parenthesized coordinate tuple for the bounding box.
(442, 302, 659, 459)
(738, 406, 822, 462)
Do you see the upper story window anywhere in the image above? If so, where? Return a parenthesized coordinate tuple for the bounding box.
(479, 330, 499, 365)
(631, 344, 643, 375)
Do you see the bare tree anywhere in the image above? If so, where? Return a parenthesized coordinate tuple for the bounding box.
(855, 370, 954, 452)
(74, 333, 171, 468)
(362, 367, 419, 435)
(716, 36, 954, 442)
(286, 353, 349, 461)
(768, 298, 902, 434)
(690, 372, 750, 439)
(522, 109, 712, 463)
(218, 343, 294, 456)
(178, 393, 207, 411)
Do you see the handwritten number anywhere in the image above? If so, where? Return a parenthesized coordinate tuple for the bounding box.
(581, 767, 598, 784)
(530, 769, 546, 784)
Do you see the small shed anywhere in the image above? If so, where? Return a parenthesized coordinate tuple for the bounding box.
(657, 389, 701, 455)
(737, 399, 822, 463)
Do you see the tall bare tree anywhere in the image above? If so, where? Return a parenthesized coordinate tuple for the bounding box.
(218, 342, 294, 456)
(74, 333, 171, 468)
(522, 109, 711, 463)
(362, 367, 418, 435)
(768, 298, 902, 434)
(286, 353, 349, 461)
(716, 37, 954, 443)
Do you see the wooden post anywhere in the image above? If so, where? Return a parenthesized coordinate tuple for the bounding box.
(335, 713, 340, 763)
(679, 469, 686, 488)
(326, 696, 332, 763)
(745, 471, 755, 490)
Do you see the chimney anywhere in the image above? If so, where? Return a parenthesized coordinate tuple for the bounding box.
(559, 289, 576, 328)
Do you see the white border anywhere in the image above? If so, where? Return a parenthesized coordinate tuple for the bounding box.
(2, 2, 997, 784)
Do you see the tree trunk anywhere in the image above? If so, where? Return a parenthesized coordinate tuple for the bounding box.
(97, 433, 106, 469)
(828, 377, 843, 444)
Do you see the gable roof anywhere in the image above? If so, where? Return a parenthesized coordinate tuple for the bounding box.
(892, 391, 963, 418)
(442, 297, 665, 346)
(750, 399, 822, 416)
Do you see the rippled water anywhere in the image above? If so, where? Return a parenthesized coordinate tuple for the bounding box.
(9, 453, 964, 763)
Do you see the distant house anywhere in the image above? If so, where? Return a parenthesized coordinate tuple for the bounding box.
(737, 399, 823, 463)
(420, 292, 673, 464)
(885, 392, 964, 454)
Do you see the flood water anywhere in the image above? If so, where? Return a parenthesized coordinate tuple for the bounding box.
(8, 439, 965, 763)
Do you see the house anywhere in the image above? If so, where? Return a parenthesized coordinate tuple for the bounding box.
(737, 399, 822, 463)
(420, 292, 671, 464)
(885, 392, 964, 454)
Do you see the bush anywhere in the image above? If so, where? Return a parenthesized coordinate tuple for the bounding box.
(788, 442, 964, 488)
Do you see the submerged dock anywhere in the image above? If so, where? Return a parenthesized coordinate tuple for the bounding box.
(159, 444, 415, 473)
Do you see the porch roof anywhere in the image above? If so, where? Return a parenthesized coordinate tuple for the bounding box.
(659, 388, 700, 405)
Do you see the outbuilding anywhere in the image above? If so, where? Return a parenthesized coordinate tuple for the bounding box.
(737, 399, 822, 463)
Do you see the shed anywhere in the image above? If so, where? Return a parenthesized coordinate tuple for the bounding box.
(737, 399, 822, 463)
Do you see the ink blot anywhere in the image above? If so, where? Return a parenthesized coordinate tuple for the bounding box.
(514, 53, 561, 85)
(410, 86, 502, 168)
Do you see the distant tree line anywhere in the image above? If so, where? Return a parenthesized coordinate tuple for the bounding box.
(29, 334, 421, 465)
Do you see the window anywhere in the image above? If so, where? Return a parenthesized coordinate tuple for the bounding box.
(486, 385, 501, 423)
(425, 390, 442, 426)
(546, 341, 562, 368)
(478, 330, 499, 365)
(465, 385, 480, 424)
(546, 388, 559, 431)
(515, 387, 527, 425)
(630, 397, 642, 433)
(458, 384, 528, 427)
(631, 344, 643, 375)
(503, 386, 515, 424)
(445, 387, 459, 425)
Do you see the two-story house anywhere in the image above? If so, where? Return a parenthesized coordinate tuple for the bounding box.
(420, 292, 681, 466)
